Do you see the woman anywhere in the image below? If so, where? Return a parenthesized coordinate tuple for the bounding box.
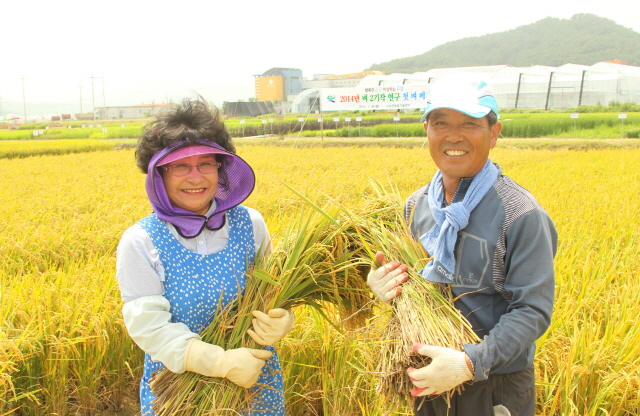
(116, 98, 294, 416)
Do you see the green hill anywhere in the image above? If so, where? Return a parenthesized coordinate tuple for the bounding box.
(367, 14, 640, 74)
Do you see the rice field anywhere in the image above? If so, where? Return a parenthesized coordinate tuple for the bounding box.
(1, 141, 639, 415)
(1, 111, 639, 140)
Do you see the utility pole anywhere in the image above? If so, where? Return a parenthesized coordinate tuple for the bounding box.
(101, 76, 106, 120)
(90, 75, 97, 120)
(21, 76, 28, 124)
(79, 83, 83, 113)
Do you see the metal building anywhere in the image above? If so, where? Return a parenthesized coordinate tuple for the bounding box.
(96, 102, 177, 119)
(224, 101, 276, 117)
(254, 68, 302, 102)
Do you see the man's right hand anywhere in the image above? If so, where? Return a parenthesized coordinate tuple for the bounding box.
(184, 339, 272, 388)
(366, 251, 408, 303)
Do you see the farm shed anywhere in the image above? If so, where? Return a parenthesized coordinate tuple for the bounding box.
(224, 101, 276, 117)
(96, 102, 177, 119)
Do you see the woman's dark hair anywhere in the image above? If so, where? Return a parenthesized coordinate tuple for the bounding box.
(135, 97, 235, 174)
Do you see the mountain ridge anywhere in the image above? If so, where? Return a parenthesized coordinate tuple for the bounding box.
(367, 14, 640, 74)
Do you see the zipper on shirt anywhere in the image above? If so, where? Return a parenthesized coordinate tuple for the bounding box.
(449, 177, 473, 205)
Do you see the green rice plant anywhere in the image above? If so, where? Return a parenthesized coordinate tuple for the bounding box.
(626, 128, 640, 138)
(286, 112, 639, 139)
(499, 112, 640, 138)
(370, 124, 426, 138)
(0, 139, 128, 159)
(0, 124, 144, 141)
(0, 130, 32, 140)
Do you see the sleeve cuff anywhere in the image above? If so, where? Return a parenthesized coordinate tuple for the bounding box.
(464, 343, 488, 382)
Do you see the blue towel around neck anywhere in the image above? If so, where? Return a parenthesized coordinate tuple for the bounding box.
(419, 159, 498, 282)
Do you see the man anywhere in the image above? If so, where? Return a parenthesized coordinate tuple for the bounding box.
(367, 77, 557, 416)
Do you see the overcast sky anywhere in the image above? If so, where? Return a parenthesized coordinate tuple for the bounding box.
(1, 0, 638, 114)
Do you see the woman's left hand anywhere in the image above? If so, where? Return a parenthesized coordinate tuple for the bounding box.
(247, 308, 295, 346)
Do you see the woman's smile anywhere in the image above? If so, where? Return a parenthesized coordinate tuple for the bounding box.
(162, 154, 219, 215)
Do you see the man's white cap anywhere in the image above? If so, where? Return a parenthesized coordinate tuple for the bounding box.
(420, 77, 499, 122)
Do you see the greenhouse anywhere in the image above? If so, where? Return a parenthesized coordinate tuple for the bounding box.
(291, 61, 640, 112)
(290, 88, 321, 114)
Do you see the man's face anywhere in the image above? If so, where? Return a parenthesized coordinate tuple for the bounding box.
(424, 108, 502, 184)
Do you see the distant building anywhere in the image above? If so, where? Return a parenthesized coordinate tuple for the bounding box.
(224, 101, 276, 117)
(96, 102, 177, 119)
(252, 68, 388, 112)
(285, 70, 386, 113)
(254, 68, 302, 102)
(75, 113, 96, 121)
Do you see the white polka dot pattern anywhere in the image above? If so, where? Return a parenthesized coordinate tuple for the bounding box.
(137, 206, 285, 416)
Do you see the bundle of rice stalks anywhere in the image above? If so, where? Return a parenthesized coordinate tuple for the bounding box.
(278, 305, 381, 416)
(150, 200, 370, 415)
(343, 180, 480, 404)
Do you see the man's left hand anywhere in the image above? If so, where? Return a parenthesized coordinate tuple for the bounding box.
(247, 309, 295, 346)
(407, 343, 473, 396)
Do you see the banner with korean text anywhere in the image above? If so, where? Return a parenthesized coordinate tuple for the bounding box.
(319, 85, 429, 111)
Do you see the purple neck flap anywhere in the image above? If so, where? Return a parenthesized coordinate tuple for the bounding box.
(145, 140, 255, 238)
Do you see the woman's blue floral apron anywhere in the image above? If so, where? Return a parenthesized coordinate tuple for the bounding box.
(137, 206, 284, 415)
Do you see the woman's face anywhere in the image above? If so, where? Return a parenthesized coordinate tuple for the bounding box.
(161, 154, 219, 215)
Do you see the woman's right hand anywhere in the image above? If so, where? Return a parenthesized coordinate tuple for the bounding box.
(184, 339, 272, 388)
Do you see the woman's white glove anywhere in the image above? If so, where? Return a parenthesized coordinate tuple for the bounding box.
(123, 296, 271, 388)
(407, 343, 473, 396)
(184, 339, 272, 388)
(367, 251, 408, 303)
(247, 308, 295, 346)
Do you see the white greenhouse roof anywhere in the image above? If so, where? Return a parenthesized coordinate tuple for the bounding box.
(291, 62, 640, 112)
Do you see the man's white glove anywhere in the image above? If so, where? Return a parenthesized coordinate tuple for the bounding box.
(184, 339, 272, 388)
(367, 251, 409, 303)
(407, 343, 473, 396)
(247, 308, 295, 346)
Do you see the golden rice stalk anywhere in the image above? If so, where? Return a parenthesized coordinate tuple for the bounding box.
(343, 180, 480, 403)
(150, 201, 370, 415)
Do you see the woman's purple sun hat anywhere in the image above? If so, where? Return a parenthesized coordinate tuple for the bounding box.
(146, 140, 256, 238)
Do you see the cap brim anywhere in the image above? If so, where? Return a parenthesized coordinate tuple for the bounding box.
(157, 144, 231, 166)
(420, 103, 491, 122)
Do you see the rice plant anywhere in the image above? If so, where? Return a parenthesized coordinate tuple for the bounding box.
(0, 145, 638, 415)
(150, 201, 370, 415)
